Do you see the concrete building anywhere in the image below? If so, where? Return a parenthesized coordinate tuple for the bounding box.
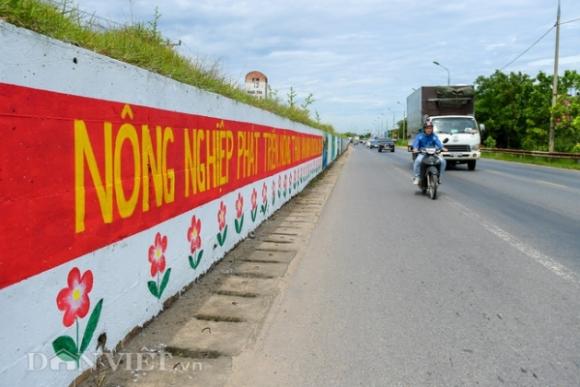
(245, 71, 268, 99)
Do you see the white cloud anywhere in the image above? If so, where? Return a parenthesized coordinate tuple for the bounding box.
(527, 54, 580, 67)
(72, 0, 580, 132)
(484, 42, 508, 51)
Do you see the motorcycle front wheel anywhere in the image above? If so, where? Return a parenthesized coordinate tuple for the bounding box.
(428, 173, 438, 200)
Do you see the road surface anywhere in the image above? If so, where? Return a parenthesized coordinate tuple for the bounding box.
(228, 146, 580, 386)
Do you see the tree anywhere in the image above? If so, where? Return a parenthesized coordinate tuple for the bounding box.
(553, 70, 580, 152)
(287, 87, 297, 108)
(396, 118, 407, 140)
(475, 70, 533, 149)
(475, 70, 580, 151)
(301, 93, 315, 111)
(521, 71, 551, 150)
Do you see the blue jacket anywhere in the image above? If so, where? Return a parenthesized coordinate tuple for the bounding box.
(412, 133, 443, 150)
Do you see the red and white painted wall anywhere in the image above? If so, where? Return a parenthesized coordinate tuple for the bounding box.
(0, 21, 344, 386)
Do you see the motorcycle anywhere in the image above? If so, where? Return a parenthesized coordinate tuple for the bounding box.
(417, 147, 442, 199)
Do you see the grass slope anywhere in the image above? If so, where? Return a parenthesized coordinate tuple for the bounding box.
(1, 0, 335, 133)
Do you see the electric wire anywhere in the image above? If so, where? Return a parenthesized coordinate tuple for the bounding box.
(560, 16, 580, 25)
(501, 25, 555, 70)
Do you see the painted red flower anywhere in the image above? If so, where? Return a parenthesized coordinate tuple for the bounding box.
(187, 215, 202, 253)
(148, 232, 167, 277)
(284, 175, 288, 190)
(235, 193, 244, 219)
(218, 201, 227, 230)
(251, 188, 258, 211)
(56, 268, 93, 327)
(272, 180, 276, 199)
(289, 174, 293, 185)
(278, 175, 282, 188)
(262, 183, 268, 204)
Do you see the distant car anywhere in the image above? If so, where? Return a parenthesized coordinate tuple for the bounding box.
(376, 138, 395, 152)
(369, 140, 379, 149)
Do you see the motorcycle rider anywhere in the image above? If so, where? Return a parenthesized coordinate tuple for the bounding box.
(412, 118, 447, 185)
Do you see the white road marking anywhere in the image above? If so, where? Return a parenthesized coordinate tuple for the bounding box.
(446, 198, 580, 285)
(370, 149, 579, 284)
(482, 156, 580, 174)
(486, 169, 574, 192)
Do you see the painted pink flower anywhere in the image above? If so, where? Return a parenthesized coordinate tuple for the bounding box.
(278, 175, 282, 188)
(148, 232, 167, 277)
(187, 215, 202, 253)
(284, 175, 288, 190)
(262, 183, 268, 204)
(56, 268, 93, 327)
(218, 201, 227, 230)
(251, 188, 258, 211)
(289, 174, 293, 185)
(235, 193, 244, 219)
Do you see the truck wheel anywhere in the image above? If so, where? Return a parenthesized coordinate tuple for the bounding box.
(391, 148, 395, 152)
(378, 148, 382, 153)
(468, 160, 476, 171)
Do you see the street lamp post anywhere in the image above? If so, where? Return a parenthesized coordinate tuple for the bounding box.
(387, 108, 395, 136)
(377, 114, 385, 137)
(397, 101, 406, 140)
(433, 61, 450, 85)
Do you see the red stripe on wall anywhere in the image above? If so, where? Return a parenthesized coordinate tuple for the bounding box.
(0, 83, 322, 289)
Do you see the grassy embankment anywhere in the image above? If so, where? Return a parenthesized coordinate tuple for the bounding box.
(481, 152, 580, 171)
(0, 0, 335, 133)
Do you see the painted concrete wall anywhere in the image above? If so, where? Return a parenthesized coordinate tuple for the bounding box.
(0, 21, 344, 387)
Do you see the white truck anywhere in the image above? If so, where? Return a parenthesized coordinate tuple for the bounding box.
(407, 85, 484, 170)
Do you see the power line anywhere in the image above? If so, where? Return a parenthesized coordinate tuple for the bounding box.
(501, 25, 555, 70)
(560, 16, 580, 25)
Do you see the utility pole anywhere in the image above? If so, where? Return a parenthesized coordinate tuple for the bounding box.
(549, 0, 561, 152)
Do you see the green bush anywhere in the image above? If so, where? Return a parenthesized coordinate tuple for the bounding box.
(484, 136, 497, 148)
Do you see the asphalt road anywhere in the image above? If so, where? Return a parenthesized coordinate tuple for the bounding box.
(229, 146, 580, 386)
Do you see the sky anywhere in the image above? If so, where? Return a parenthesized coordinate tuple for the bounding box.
(73, 0, 580, 134)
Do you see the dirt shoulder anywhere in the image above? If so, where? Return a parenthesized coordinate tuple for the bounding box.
(78, 149, 350, 387)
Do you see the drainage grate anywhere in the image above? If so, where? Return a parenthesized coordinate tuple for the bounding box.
(164, 346, 224, 359)
(230, 272, 275, 279)
(255, 248, 297, 254)
(260, 239, 294, 244)
(241, 259, 285, 264)
(194, 314, 245, 323)
(215, 290, 259, 298)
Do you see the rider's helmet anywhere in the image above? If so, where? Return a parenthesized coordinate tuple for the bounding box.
(424, 117, 433, 128)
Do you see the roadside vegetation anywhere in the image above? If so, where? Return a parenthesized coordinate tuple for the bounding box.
(0, 0, 335, 133)
(475, 70, 580, 153)
(481, 152, 580, 171)
(389, 70, 580, 155)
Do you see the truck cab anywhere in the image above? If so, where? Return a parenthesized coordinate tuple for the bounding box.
(430, 115, 481, 170)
